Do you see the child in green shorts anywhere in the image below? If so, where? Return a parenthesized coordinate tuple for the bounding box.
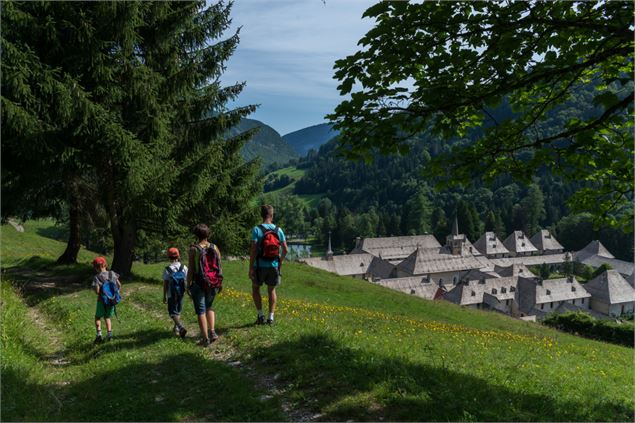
(92, 257, 121, 343)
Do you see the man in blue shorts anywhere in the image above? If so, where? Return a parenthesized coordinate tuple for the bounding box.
(249, 204, 288, 325)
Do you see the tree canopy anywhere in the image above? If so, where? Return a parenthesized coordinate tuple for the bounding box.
(2, 1, 260, 275)
(329, 1, 633, 231)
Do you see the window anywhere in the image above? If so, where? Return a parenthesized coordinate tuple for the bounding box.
(492, 288, 497, 294)
(453, 276, 457, 283)
(439, 278, 443, 284)
(546, 289, 551, 295)
(550, 302, 553, 308)
(506, 299, 510, 306)
(581, 298, 585, 304)
(540, 303, 544, 310)
(573, 299, 576, 305)
(471, 291, 476, 297)
(501, 287, 507, 293)
(571, 286, 576, 292)
(410, 289, 415, 295)
(510, 286, 516, 292)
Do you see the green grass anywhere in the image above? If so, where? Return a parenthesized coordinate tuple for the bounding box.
(1, 221, 634, 421)
(263, 167, 324, 208)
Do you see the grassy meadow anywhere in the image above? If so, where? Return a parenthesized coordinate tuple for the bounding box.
(1, 220, 633, 421)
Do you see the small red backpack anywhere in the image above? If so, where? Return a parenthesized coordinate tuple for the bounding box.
(258, 225, 281, 260)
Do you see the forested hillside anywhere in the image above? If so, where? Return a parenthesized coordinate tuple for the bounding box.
(229, 118, 298, 167)
(272, 84, 634, 260)
(282, 123, 339, 156)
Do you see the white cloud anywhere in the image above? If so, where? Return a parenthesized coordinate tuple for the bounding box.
(219, 0, 376, 134)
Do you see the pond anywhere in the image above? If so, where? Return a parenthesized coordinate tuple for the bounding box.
(287, 243, 312, 259)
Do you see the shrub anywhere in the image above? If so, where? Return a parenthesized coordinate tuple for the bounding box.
(543, 311, 633, 347)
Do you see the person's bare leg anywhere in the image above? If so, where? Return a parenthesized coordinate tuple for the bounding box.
(206, 309, 215, 332)
(252, 284, 262, 310)
(105, 318, 112, 332)
(197, 314, 208, 339)
(267, 286, 277, 315)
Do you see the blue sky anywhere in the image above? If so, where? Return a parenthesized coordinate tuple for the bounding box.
(221, 0, 375, 135)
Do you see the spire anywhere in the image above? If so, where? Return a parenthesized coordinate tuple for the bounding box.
(452, 215, 459, 236)
(326, 230, 333, 260)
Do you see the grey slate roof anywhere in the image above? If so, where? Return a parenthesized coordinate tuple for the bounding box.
(301, 253, 394, 278)
(515, 276, 590, 314)
(530, 230, 564, 252)
(474, 232, 510, 256)
(444, 276, 517, 306)
(376, 276, 442, 300)
(396, 247, 491, 276)
(503, 231, 539, 254)
(350, 235, 442, 261)
(489, 253, 570, 267)
(493, 264, 536, 278)
(584, 270, 635, 304)
(575, 255, 635, 278)
(576, 240, 615, 260)
(627, 272, 635, 288)
(461, 268, 501, 281)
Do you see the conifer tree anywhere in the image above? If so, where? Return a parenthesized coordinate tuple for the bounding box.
(2, 1, 260, 276)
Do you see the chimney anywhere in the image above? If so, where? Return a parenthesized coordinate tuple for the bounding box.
(355, 236, 361, 249)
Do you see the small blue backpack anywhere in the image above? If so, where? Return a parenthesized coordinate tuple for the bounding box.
(166, 264, 186, 298)
(99, 271, 121, 307)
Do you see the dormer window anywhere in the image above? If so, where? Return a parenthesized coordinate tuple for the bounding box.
(492, 288, 497, 294)
(571, 286, 576, 292)
(471, 291, 476, 297)
(360, 263, 365, 267)
(521, 242, 526, 246)
(410, 289, 416, 295)
(510, 286, 516, 292)
(546, 289, 551, 295)
(501, 287, 507, 293)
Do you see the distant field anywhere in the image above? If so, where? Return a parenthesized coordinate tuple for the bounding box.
(264, 166, 323, 208)
(1, 221, 633, 421)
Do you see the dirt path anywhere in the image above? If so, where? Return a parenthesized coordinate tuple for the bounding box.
(124, 283, 322, 422)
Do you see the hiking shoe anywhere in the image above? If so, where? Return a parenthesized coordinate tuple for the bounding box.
(106, 333, 113, 342)
(173, 326, 180, 336)
(255, 315, 265, 325)
(266, 319, 274, 325)
(94, 334, 103, 344)
(179, 327, 187, 339)
(197, 338, 210, 347)
(209, 331, 219, 342)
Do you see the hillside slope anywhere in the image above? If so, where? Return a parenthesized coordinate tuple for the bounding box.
(228, 118, 298, 167)
(282, 123, 339, 156)
(1, 221, 633, 421)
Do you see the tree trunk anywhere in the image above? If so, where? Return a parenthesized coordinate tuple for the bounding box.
(111, 222, 135, 278)
(56, 188, 81, 264)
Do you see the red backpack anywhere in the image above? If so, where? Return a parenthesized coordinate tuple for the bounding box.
(258, 224, 281, 260)
(194, 243, 223, 290)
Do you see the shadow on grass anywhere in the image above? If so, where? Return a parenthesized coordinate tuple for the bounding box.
(35, 225, 68, 243)
(245, 333, 632, 422)
(3, 352, 285, 422)
(4, 256, 163, 307)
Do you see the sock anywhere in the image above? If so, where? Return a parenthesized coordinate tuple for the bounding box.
(268, 313, 274, 321)
(257, 309, 264, 318)
(107, 331, 112, 337)
(97, 330, 102, 336)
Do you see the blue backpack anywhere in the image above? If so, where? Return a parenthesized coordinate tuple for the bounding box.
(166, 264, 186, 298)
(99, 271, 121, 307)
